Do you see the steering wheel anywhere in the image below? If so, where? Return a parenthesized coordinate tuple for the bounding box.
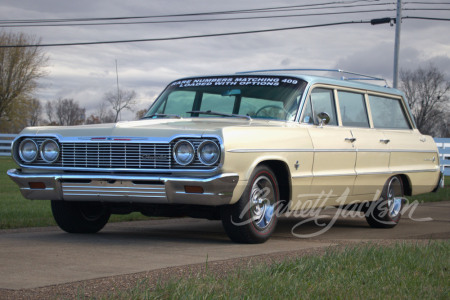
(255, 105, 288, 118)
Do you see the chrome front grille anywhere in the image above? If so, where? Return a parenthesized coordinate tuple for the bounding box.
(61, 143, 172, 169)
(15, 136, 220, 170)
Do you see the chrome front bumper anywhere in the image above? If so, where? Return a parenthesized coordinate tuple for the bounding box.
(7, 169, 239, 206)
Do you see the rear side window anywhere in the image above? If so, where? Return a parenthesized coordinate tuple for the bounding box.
(337, 91, 370, 128)
(369, 95, 411, 129)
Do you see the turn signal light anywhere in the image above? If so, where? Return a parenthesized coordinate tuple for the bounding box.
(184, 186, 204, 194)
(29, 182, 46, 189)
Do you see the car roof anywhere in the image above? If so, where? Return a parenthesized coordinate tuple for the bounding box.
(238, 72, 404, 97)
(174, 71, 404, 98)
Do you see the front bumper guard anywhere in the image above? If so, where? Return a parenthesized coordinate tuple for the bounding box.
(7, 169, 239, 206)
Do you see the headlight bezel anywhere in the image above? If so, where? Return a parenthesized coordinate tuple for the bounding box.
(173, 139, 196, 166)
(18, 138, 39, 163)
(39, 139, 60, 163)
(197, 140, 220, 166)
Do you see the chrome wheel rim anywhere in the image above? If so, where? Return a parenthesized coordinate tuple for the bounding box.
(387, 177, 402, 218)
(250, 175, 275, 230)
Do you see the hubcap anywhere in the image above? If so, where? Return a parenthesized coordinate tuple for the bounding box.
(387, 177, 403, 218)
(250, 175, 275, 229)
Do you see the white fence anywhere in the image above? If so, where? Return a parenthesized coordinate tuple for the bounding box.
(435, 138, 450, 176)
(1, 133, 449, 175)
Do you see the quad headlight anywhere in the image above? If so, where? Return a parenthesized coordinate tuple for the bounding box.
(40, 139, 60, 163)
(197, 140, 220, 165)
(18, 139, 38, 163)
(173, 140, 195, 165)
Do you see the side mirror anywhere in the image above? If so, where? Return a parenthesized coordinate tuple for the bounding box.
(317, 112, 330, 127)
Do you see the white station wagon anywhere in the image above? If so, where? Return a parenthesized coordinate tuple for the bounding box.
(8, 69, 443, 243)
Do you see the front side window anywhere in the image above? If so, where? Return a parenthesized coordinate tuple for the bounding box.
(145, 76, 307, 121)
(301, 88, 338, 125)
(369, 95, 411, 129)
(337, 91, 370, 128)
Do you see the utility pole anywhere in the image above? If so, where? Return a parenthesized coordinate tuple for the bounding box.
(115, 59, 121, 121)
(370, 0, 402, 88)
(393, 0, 402, 88)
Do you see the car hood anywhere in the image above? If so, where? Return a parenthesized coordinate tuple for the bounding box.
(20, 118, 290, 139)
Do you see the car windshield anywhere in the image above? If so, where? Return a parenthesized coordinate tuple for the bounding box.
(145, 75, 307, 121)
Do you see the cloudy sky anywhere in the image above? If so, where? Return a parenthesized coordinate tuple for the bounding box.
(1, 0, 449, 120)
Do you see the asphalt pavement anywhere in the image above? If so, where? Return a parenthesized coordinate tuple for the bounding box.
(0, 201, 448, 290)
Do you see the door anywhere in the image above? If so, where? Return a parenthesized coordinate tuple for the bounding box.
(304, 87, 356, 206)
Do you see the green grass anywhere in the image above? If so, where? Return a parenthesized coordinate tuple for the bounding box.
(0, 156, 449, 229)
(107, 241, 449, 299)
(0, 157, 149, 229)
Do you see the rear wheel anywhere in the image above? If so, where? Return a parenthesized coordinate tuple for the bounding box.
(221, 165, 280, 243)
(51, 201, 111, 233)
(365, 176, 404, 228)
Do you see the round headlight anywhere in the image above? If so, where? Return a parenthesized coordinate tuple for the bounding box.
(198, 140, 220, 165)
(40, 139, 60, 163)
(18, 139, 38, 163)
(173, 140, 195, 165)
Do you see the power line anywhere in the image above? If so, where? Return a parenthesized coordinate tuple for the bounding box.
(404, 1, 450, 4)
(0, 9, 396, 28)
(0, 20, 371, 48)
(403, 16, 450, 21)
(0, 1, 391, 25)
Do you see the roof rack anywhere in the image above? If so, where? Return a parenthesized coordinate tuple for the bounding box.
(236, 68, 389, 85)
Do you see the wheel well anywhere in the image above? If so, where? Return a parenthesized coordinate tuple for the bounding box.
(258, 160, 291, 205)
(397, 174, 412, 196)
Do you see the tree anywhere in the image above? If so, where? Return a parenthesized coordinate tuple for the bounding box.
(50, 98, 86, 126)
(45, 101, 54, 124)
(85, 102, 115, 124)
(103, 88, 137, 122)
(135, 108, 147, 120)
(96, 101, 115, 123)
(400, 65, 450, 137)
(0, 97, 43, 133)
(27, 98, 42, 126)
(0, 32, 48, 125)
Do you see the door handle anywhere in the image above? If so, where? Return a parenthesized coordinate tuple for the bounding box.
(345, 137, 356, 143)
(380, 139, 390, 144)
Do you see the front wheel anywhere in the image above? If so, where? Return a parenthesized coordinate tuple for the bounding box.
(365, 176, 404, 228)
(51, 201, 111, 233)
(221, 165, 280, 243)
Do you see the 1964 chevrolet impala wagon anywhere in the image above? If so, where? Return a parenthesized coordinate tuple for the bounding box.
(8, 69, 443, 243)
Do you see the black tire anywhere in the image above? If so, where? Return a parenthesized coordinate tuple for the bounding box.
(51, 201, 111, 233)
(221, 165, 280, 243)
(365, 176, 404, 228)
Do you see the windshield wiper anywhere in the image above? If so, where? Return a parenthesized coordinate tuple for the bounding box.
(141, 113, 182, 119)
(186, 110, 251, 120)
